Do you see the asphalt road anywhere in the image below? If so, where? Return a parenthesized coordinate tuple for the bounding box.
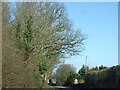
(52, 86, 69, 88)
(51, 83, 88, 89)
(52, 85, 85, 90)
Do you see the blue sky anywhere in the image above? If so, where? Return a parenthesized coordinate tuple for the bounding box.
(63, 2, 118, 72)
(9, 2, 118, 72)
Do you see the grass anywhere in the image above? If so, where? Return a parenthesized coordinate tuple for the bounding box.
(47, 85, 53, 88)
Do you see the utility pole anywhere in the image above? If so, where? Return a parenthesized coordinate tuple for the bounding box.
(85, 55, 88, 73)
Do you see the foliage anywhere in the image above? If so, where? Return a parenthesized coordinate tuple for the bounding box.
(47, 85, 53, 88)
(64, 72, 81, 86)
(90, 65, 107, 70)
(53, 64, 76, 86)
(78, 64, 89, 76)
(90, 66, 99, 71)
(99, 65, 107, 70)
(78, 65, 85, 76)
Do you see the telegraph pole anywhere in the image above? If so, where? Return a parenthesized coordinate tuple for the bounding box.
(85, 55, 88, 73)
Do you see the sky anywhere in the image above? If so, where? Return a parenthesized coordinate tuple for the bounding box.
(63, 2, 118, 72)
(9, 2, 118, 72)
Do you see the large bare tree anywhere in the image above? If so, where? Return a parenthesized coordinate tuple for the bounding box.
(3, 2, 87, 88)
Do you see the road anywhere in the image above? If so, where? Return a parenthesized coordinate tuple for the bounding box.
(51, 83, 88, 89)
(52, 86, 69, 88)
(52, 85, 85, 90)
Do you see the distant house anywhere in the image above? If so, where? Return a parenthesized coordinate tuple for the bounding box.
(74, 79, 79, 84)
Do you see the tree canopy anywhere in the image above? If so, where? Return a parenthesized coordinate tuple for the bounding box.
(52, 64, 76, 86)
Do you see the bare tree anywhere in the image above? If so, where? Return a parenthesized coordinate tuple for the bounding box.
(3, 2, 87, 88)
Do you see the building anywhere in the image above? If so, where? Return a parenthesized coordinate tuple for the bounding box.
(74, 79, 79, 84)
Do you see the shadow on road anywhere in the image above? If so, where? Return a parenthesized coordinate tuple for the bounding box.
(52, 83, 88, 89)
